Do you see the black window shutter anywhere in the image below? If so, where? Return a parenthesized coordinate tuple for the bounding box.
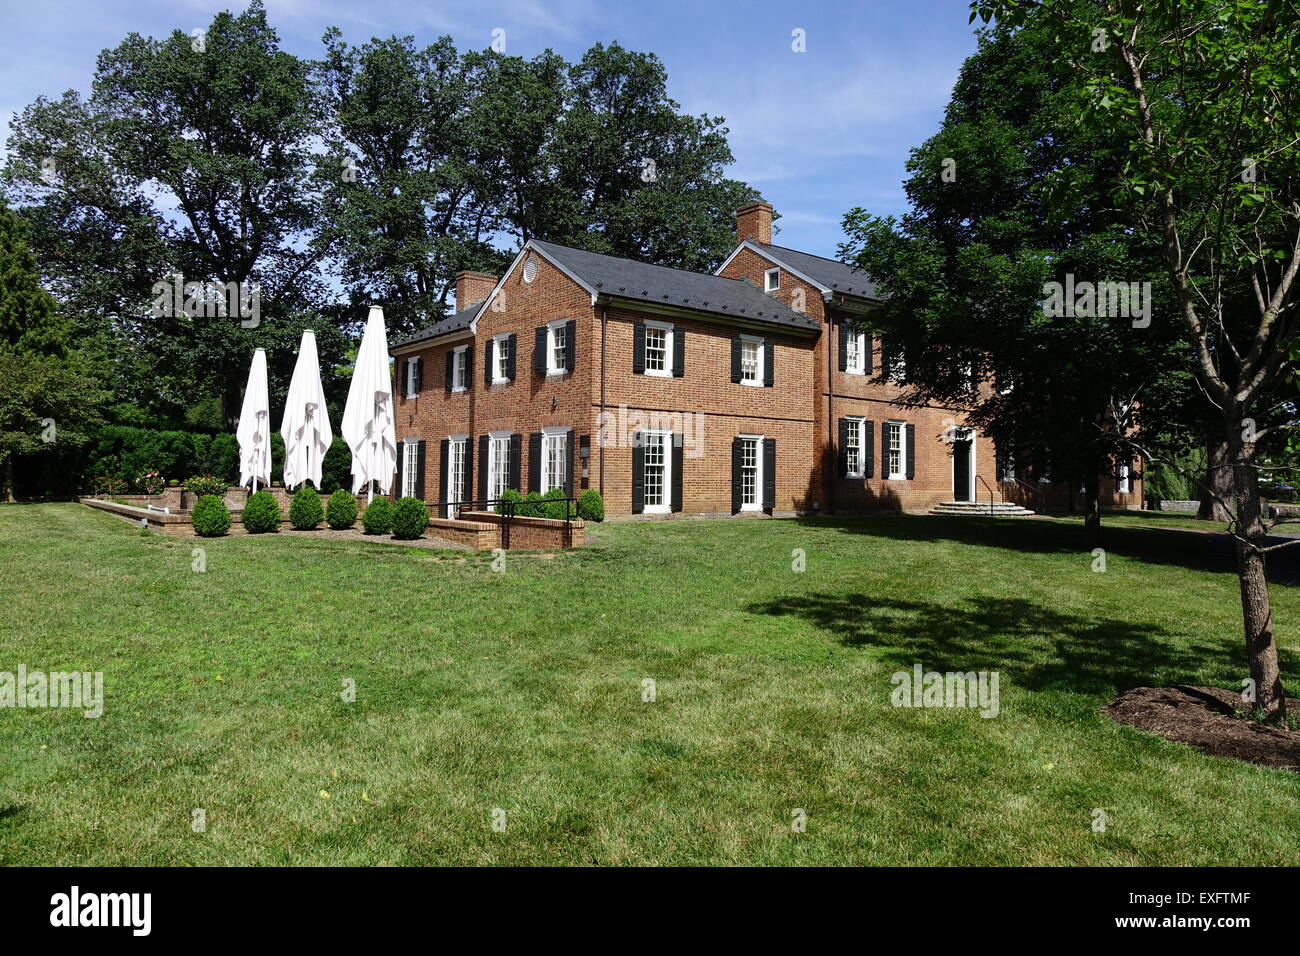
(672, 328, 685, 377)
(464, 437, 474, 505)
(529, 432, 543, 493)
(395, 441, 405, 496)
(671, 436, 683, 513)
(399, 359, 409, 395)
(439, 439, 450, 517)
(464, 347, 473, 387)
(731, 437, 743, 513)
(477, 435, 489, 503)
(631, 436, 645, 513)
(762, 438, 776, 511)
(414, 357, 422, 394)
(838, 418, 849, 476)
(445, 351, 454, 392)
(905, 424, 916, 479)
(508, 433, 522, 491)
(838, 323, 848, 371)
(863, 421, 875, 478)
(484, 340, 493, 384)
(763, 341, 774, 387)
(506, 333, 517, 381)
(534, 326, 547, 374)
(563, 433, 574, 499)
(865, 336, 874, 374)
(564, 319, 576, 371)
(730, 337, 742, 383)
(633, 323, 646, 374)
(415, 440, 426, 500)
(881, 421, 890, 477)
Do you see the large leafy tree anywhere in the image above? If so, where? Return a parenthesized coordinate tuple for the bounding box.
(840, 6, 1192, 546)
(970, 0, 1300, 718)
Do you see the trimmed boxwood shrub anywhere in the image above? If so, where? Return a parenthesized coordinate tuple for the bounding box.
(496, 488, 523, 514)
(517, 490, 545, 517)
(191, 495, 231, 537)
(391, 496, 429, 540)
(326, 489, 358, 529)
(362, 496, 394, 534)
(577, 489, 605, 522)
(242, 490, 282, 533)
(540, 487, 571, 520)
(289, 486, 324, 530)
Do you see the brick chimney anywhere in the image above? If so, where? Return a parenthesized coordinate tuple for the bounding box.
(735, 201, 773, 245)
(454, 270, 498, 310)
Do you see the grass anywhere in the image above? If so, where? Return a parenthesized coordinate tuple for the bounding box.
(1041, 508, 1300, 535)
(1, 502, 1297, 866)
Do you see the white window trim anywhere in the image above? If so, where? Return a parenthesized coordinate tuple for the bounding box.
(641, 429, 672, 514)
(764, 267, 780, 292)
(740, 334, 765, 387)
(643, 319, 674, 378)
(405, 356, 420, 398)
(844, 416, 865, 478)
(845, 329, 867, 376)
(402, 439, 420, 498)
(488, 430, 512, 500)
(546, 319, 569, 377)
(541, 426, 571, 494)
(886, 420, 908, 481)
(739, 433, 764, 511)
(447, 435, 468, 517)
(491, 333, 511, 385)
(451, 345, 468, 392)
(1117, 461, 1131, 494)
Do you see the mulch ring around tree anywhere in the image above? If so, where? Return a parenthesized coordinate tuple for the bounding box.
(1105, 685, 1300, 771)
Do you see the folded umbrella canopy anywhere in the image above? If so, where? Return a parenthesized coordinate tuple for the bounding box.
(280, 330, 333, 490)
(341, 306, 397, 502)
(236, 348, 272, 492)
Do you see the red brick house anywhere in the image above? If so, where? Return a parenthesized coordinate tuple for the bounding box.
(389, 201, 1143, 517)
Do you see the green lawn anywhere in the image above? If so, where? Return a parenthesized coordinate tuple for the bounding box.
(1, 502, 1297, 865)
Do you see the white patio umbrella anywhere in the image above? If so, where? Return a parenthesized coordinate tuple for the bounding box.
(235, 348, 272, 493)
(280, 330, 333, 490)
(341, 306, 397, 502)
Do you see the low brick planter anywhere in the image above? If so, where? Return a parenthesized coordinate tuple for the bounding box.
(457, 510, 584, 549)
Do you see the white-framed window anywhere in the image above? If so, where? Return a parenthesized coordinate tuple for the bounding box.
(844, 417, 864, 477)
(448, 436, 467, 517)
(886, 421, 906, 480)
(547, 320, 568, 375)
(764, 267, 780, 292)
(845, 329, 866, 375)
(451, 345, 468, 391)
(402, 440, 419, 498)
(739, 434, 764, 510)
(740, 335, 764, 386)
(541, 427, 569, 494)
(641, 430, 671, 514)
(1117, 461, 1131, 494)
(488, 431, 512, 500)
(493, 333, 510, 383)
(643, 320, 672, 377)
(405, 356, 420, 397)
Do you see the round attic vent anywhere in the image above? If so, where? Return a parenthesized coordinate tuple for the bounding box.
(522, 256, 539, 283)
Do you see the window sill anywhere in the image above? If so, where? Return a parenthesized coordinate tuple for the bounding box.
(452, 386, 466, 393)
(644, 369, 671, 378)
(491, 378, 511, 386)
(741, 503, 762, 512)
(844, 368, 866, 376)
(546, 369, 568, 378)
(643, 504, 670, 514)
(740, 379, 763, 388)
(845, 472, 864, 480)
(887, 474, 907, 481)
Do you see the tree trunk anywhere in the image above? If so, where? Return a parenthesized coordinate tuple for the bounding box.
(2, 456, 14, 503)
(1196, 437, 1233, 521)
(1231, 431, 1286, 720)
(1083, 473, 1101, 550)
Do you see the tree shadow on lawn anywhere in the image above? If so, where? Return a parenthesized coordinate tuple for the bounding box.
(745, 592, 1290, 696)
(796, 514, 1300, 586)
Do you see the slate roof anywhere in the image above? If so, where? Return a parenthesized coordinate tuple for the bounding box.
(391, 304, 479, 349)
(531, 240, 821, 332)
(753, 242, 881, 301)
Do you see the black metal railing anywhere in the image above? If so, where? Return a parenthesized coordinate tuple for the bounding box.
(439, 495, 583, 548)
(975, 474, 1000, 515)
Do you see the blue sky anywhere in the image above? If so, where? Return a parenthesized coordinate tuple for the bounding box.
(0, 0, 982, 259)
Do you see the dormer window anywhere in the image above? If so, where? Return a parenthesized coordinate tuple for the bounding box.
(764, 267, 780, 292)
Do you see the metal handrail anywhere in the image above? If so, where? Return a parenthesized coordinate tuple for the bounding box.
(441, 495, 582, 548)
(975, 474, 999, 515)
(1009, 477, 1046, 513)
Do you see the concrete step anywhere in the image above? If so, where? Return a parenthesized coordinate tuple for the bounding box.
(928, 501, 1035, 517)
